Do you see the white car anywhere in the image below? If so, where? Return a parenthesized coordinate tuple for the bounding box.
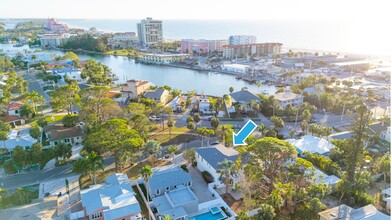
(149, 115, 161, 121)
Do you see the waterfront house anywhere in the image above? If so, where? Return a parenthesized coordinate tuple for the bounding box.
(44, 124, 83, 146)
(120, 79, 151, 102)
(2, 101, 23, 116)
(229, 90, 261, 112)
(318, 204, 389, 220)
(80, 173, 142, 220)
(273, 90, 303, 107)
(148, 164, 193, 198)
(51, 67, 83, 82)
(195, 144, 246, 187)
(140, 53, 191, 64)
(144, 88, 169, 104)
(221, 63, 251, 74)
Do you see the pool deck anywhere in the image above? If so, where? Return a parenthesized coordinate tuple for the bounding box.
(188, 166, 216, 203)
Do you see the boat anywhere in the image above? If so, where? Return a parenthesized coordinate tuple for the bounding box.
(235, 75, 242, 79)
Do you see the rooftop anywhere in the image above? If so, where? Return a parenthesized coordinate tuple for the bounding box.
(5, 102, 22, 111)
(287, 135, 334, 155)
(80, 173, 141, 219)
(274, 91, 303, 101)
(223, 42, 283, 49)
(149, 165, 192, 192)
(318, 204, 389, 220)
(229, 90, 261, 103)
(195, 144, 241, 170)
(144, 88, 167, 100)
(50, 126, 83, 141)
(1, 115, 24, 123)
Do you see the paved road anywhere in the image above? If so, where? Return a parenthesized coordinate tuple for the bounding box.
(0, 156, 115, 190)
(22, 73, 51, 102)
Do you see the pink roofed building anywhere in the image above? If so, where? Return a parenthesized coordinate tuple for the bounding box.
(45, 18, 69, 32)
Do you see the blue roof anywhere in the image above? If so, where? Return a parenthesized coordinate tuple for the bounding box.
(195, 144, 243, 170)
(149, 165, 192, 192)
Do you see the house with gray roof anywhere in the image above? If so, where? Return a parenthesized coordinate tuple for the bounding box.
(144, 88, 169, 104)
(195, 144, 246, 187)
(318, 204, 389, 220)
(44, 124, 84, 146)
(229, 90, 261, 112)
(148, 164, 192, 198)
(80, 173, 142, 220)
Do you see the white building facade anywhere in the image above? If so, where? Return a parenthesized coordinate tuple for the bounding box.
(137, 17, 163, 47)
(229, 35, 257, 46)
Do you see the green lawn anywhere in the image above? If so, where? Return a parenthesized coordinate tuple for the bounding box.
(149, 126, 199, 145)
(30, 115, 65, 127)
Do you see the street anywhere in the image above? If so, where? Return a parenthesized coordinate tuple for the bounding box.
(22, 72, 51, 102)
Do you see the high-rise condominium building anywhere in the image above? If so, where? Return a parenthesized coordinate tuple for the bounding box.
(137, 17, 163, 47)
(229, 35, 257, 46)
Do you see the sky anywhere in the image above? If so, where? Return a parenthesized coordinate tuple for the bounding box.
(1, 0, 390, 55)
(0, 0, 389, 21)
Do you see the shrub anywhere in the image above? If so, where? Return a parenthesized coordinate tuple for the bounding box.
(202, 171, 214, 183)
(181, 164, 189, 172)
(355, 192, 375, 206)
(303, 152, 342, 177)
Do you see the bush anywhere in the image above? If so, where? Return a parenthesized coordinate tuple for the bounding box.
(202, 171, 214, 183)
(192, 161, 197, 167)
(181, 164, 189, 172)
(355, 192, 375, 206)
(303, 152, 342, 177)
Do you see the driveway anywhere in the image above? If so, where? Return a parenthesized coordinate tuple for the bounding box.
(22, 73, 51, 102)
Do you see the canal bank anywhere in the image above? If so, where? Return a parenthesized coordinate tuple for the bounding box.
(0, 44, 277, 96)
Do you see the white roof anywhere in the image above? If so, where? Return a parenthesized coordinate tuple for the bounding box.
(274, 91, 302, 101)
(382, 188, 391, 196)
(310, 168, 340, 186)
(222, 63, 251, 70)
(287, 135, 334, 154)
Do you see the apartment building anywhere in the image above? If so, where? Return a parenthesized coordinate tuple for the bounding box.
(222, 43, 282, 59)
(228, 35, 256, 45)
(137, 17, 163, 47)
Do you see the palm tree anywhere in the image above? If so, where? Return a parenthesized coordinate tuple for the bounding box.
(86, 151, 104, 184)
(216, 125, 230, 146)
(27, 91, 43, 114)
(140, 165, 153, 220)
(167, 145, 179, 164)
(217, 159, 235, 197)
(256, 81, 262, 94)
(167, 118, 174, 139)
(258, 123, 267, 137)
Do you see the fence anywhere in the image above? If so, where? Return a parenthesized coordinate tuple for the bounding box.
(131, 179, 156, 220)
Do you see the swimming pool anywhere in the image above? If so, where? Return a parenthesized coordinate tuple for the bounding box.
(190, 209, 225, 220)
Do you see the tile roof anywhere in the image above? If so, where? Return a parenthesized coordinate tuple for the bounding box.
(2, 115, 24, 123)
(195, 144, 240, 170)
(149, 165, 192, 192)
(229, 90, 261, 103)
(80, 173, 141, 219)
(5, 102, 23, 111)
(274, 92, 303, 101)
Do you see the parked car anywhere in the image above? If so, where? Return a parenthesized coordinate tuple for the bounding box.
(308, 119, 316, 124)
(211, 142, 219, 145)
(149, 115, 161, 121)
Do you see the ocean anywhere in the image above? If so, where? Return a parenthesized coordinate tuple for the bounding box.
(58, 18, 390, 56)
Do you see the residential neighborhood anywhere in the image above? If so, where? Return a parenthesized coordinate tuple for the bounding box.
(0, 2, 390, 220)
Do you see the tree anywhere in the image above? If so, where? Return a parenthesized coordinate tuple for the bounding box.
(346, 104, 371, 183)
(255, 204, 276, 220)
(167, 118, 174, 139)
(37, 117, 48, 128)
(229, 87, 234, 93)
(140, 164, 153, 220)
(380, 154, 391, 186)
(193, 113, 200, 126)
(54, 142, 72, 161)
(217, 159, 235, 196)
(73, 151, 103, 184)
(183, 148, 196, 165)
(127, 102, 151, 115)
(284, 104, 297, 121)
(143, 140, 162, 165)
(19, 104, 34, 117)
(31, 142, 42, 164)
(50, 82, 80, 114)
(62, 114, 79, 127)
(167, 145, 179, 164)
(210, 117, 220, 129)
(84, 118, 144, 171)
(246, 137, 297, 192)
(29, 125, 40, 140)
(270, 116, 284, 131)
(63, 51, 79, 61)
(129, 113, 150, 140)
(0, 121, 11, 149)
(186, 116, 194, 123)
(26, 91, 43, 114)
(216, 124, 233, 146)
(81, 59, 112, 85)
(12, 146, 28, 167)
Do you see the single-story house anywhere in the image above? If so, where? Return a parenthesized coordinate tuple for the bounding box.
(80, 173, 142, 220)
(2, 101, 23, 116)
(144, 88, 170, 104)
(195, 144, 246, 187)
(148, 164, 192, 198)
(287, 135, 334, 155)
(4, 130, 37, 151)
(44, 124, 83, 146)
(1, 115, 25, 127)
(303, 83, 325, 95)
(310, 168, 340, 190)
(318, 204, 389, 220)
(382, 188, 391, 211)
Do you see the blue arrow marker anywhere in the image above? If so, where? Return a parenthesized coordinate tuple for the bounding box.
(233, 119, 257, 146)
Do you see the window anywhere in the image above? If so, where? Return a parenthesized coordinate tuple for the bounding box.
(166, 187, 169, 191)
(156, 189, 160, 195)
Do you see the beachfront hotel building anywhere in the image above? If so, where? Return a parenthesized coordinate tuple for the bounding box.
(180, 39, 228, 54)
(229, 35, 257, 45)
(137, 17, 163, 47)
(45, 18, 69, 32)
(222, 43, 282, 59)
